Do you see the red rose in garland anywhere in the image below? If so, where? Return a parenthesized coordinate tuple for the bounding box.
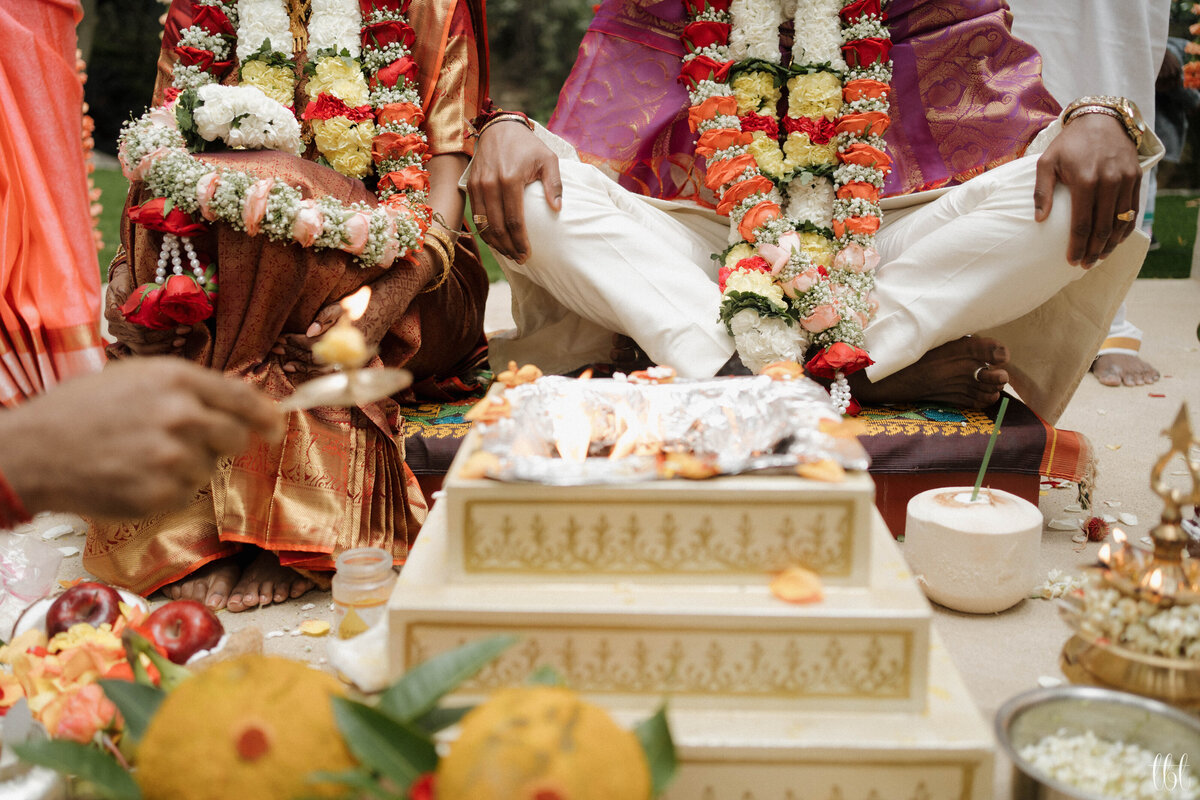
(679, 55, 733, 89)
(362, 19, 415, 50)
(129, 199, 208, 237)
(159, 275, 214, 325)
(191, 4, 234, 36)
(682, 20, 730, 51)
(372, 56, 418, 89)
(839, 0, 883, 23)
(805, 342, 874, 379)
(359, 0, 411, 14)
(121, 284, 174, 330)
(842, 37, 892, 68)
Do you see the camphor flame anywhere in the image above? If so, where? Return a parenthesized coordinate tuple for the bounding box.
(1148, 568, 1164, 594)
(342, 286, 371, 321)
(1098, 543, 1111, 566)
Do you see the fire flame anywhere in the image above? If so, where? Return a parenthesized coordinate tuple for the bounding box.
(1113, 528, 1127, 547)
(1149, 568, 1164, 593)
(1098, 543, 1111, 565)
(342, 287, 371, 321)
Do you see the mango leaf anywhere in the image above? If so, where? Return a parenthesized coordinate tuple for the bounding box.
(12, 740, 141, 800)
(635, 705, 677, 798)
(525, 665, 566, 686)
(414, 704, 473, 735)
(331, 697, 437, 791)
(304, 768, 391, 799)
(98, 679, 165, 744)
(377, 634, 517, 722)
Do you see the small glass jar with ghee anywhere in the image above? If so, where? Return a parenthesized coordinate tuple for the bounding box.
(331, 547, 397, 639)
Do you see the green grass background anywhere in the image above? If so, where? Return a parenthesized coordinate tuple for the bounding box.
(92, 167, 1197, 283)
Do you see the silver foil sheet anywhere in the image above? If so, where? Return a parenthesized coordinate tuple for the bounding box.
(472, 374, 870, 484)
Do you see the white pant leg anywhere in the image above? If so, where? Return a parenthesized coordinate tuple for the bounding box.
(488, 158, 736, 378)
(1098, 303, 1145, 355)
(868, 152, 1145, 422)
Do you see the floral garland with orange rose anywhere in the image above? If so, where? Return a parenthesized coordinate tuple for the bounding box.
(117, 0, 432, 331)
(681, 0, 891, 413)
(1184, 2, 1200, 90)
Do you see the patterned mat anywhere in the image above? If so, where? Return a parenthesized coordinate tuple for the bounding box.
(402, 390, 1094, 489)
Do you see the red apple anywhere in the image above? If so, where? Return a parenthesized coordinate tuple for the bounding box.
(45, 582, 124, 637)
(143, 600, 224, 664)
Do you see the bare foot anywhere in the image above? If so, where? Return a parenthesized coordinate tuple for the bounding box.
(849, 336, 1010, 408)
(1091, 353, 1160, 387)
(610, 334, 653, 373)
(226, 549, 315, 612)
(160, 557, 242, 611)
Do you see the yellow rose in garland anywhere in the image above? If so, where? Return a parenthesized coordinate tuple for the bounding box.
(748, 134, 787, 180)
(313, 117, 377, 179)
(798, 231, 836, 268)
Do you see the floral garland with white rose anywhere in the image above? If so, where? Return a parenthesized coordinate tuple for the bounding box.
(118, 0, 432, 330)
(681, 0, 892, 413)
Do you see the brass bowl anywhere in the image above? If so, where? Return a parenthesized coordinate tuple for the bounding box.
(1057, 592, 1200, 705)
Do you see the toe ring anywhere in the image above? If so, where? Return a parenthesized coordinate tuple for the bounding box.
(973, 363, 991, 383)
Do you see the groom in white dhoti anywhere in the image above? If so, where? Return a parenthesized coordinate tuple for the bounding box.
(466, 0, 1162, 423)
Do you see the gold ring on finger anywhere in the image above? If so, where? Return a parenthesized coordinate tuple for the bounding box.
(1115, 209, 1136, 223)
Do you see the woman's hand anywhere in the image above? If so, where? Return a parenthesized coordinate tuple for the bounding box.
(467, 120, 562, 264)
(1033, 113, 1142, 268)
(272, 249, 440, 374)
(105, 258, 194, 354)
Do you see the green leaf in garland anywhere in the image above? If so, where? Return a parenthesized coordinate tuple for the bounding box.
(634, 705, 678, 798)
(729, 58, 787, 86)
(11, 739, 142, 800)
(161, 197, 174, 216)
(525, 665, 566, 686)
(377, 633, 517, 723)
(97, 679, 165, 745)
(719, 290, 795, 334)
(331, 697, 438, 791)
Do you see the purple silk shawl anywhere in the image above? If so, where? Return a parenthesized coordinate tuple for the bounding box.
(547, 0, 1061, 203)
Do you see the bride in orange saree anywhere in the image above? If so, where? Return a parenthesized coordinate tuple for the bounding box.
(84, 0, 490, 611)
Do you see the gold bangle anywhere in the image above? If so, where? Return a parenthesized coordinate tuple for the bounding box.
(424, 223, 459, 255)
(1062, 95, 1146, 149)
(418, 239, 453, 295)
(476, 113, 534, 140)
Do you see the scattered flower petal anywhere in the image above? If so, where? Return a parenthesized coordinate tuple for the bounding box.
(265, 630, 286, 639)
(56, 546, 80, 557)
(1037, 676, 1064, 688)
(1048, 518, 1081, 531)
(299, 620, 330, 637)
(1064, 503, 1084, 513)
(1117, 513, 1138, 527)
(769, 566, 823, 604)
(301, 603, 316, 611)
(1105, 444, 1121, 451)
(40, 524, 76, 540)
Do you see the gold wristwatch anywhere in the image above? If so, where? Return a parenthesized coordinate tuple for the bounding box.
(1062, 95, 1146, 150)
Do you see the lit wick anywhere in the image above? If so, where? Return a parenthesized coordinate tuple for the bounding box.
(1098, 542, 1112, 567)
(312, 287, 371, 369)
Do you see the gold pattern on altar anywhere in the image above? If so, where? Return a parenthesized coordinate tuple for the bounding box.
(405, 623, 913, 700)
(462, 501, 856, 577)
(685, 777, 963, 800)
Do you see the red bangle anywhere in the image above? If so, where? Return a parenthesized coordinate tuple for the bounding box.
(0, 467, 32, 530)
(469, 103, 533, 137)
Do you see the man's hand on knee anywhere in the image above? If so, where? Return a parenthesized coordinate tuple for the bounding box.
(1033, 113, 1141, 268)
(467, 121, 562, 264)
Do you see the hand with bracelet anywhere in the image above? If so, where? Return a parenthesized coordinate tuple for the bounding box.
(1033, 95, 1145, 268)
(466, 107, 563, 264)
(272, 155, 466, 375)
